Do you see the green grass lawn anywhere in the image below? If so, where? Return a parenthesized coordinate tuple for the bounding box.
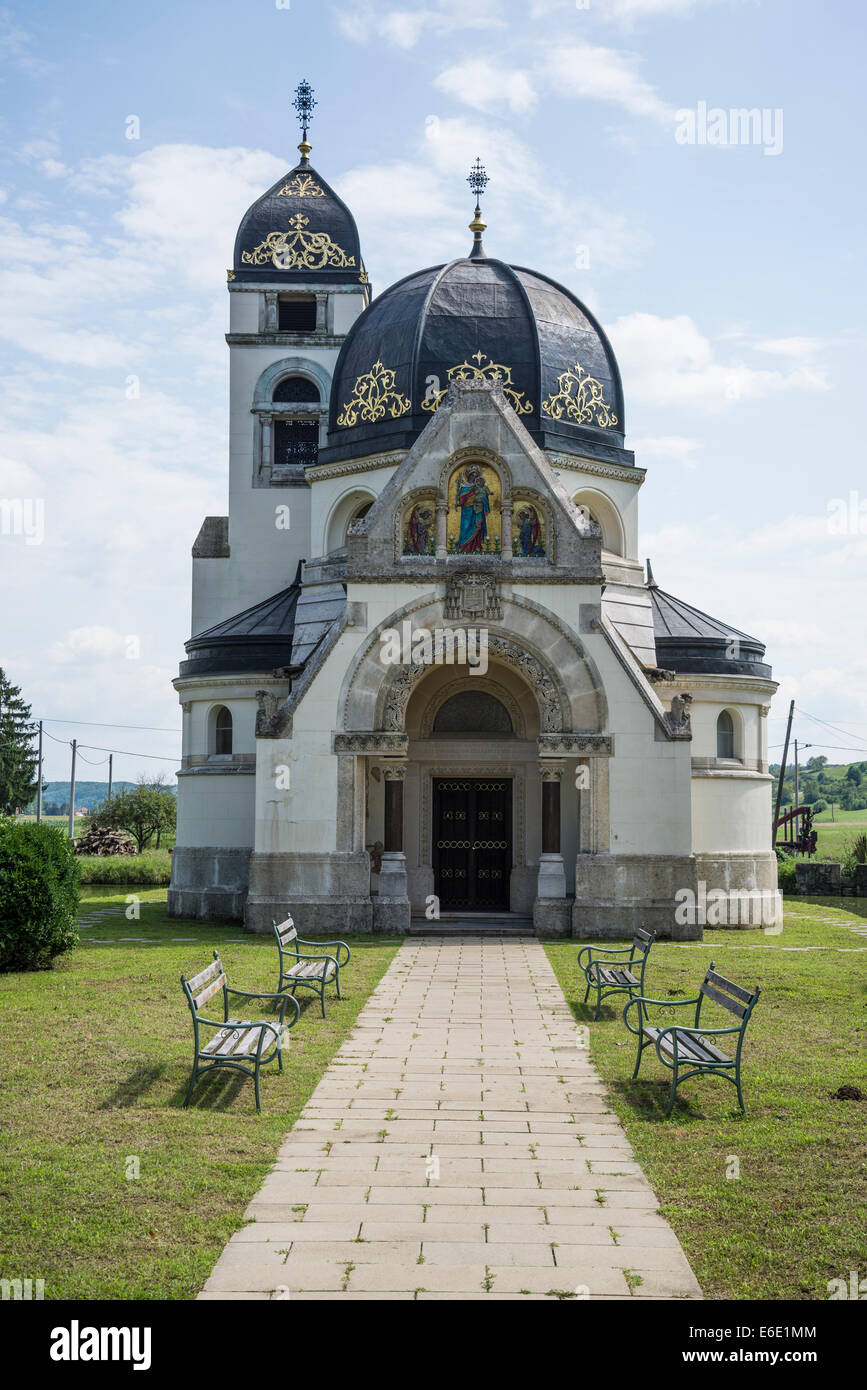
(544, 901, 867, 1300)
(0, 890, 399, 1300)
(76, 849, 173, 884)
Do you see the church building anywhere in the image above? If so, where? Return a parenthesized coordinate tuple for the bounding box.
(168, 83, 779, 938)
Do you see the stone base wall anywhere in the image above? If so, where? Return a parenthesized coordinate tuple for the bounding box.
(533, 897, 573, 938)
(167, 846, 252, 922)
(796, 861, 842, 896)
(243, 850, 373, 935)
(572, 853, 701, 940)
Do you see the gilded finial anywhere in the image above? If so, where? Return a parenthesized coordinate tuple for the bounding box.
(293, 79, 316, 165)
(467, 156, 489, 259)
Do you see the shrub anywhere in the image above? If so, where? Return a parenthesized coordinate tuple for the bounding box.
(0, 818, 80, 971)
(775, 851, 797, 894)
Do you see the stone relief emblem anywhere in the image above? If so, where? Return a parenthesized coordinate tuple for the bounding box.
(444, 573, 503, 622)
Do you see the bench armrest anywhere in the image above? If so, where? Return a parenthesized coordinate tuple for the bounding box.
(296, 938, 351, 965)
(622, 994, 700, 1036)
(226, 988, 301, 1028)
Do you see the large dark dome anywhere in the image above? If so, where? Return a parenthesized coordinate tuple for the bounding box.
(233, 157, 366, 287)
(320, 254, 628, 466)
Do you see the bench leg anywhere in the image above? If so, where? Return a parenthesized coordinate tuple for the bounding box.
(594, 979, 604, 1021)
(183, 1061, 199, 1108)
(631, 1035, 647, 1080)
(319, 982, 327, 1018)
(335, 969, 342, 1001)
(665, 1065, 679, 1118)
(735, 1066, 747, 1115)
(254, 1063, 263, 1114)
(582, 973, 590, 1005)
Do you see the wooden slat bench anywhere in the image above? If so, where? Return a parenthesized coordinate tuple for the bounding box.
(273, 915, 351, 1018)
(623, 961, 761, 1116)
(578, 928, 655, 1020)
(180, 950, 300, 1112)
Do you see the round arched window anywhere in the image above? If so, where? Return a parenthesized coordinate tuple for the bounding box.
(433, 692, 513, 735)
(214, 706, 233, 755)
(716, 710, 735, 759)
(273, 376, 320, 403)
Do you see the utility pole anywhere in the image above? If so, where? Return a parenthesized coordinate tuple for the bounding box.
(773, 699, 795, 840)
(794, 739, 799, 811)
(107, 753, 113, 804)
(68, 740, 77, 839)
(36, 720, 43, 823)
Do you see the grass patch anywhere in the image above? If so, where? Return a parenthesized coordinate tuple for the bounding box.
(544, 902, 867, 1300)
(76, 850, 173, 885)
(0, 889, 400, 1299)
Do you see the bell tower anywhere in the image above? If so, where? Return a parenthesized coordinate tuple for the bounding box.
(190, 80, 370, 636)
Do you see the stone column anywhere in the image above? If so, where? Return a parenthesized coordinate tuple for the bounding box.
(264, 291, 278, 332)
(501, 500, 513, 558)
(315, 293, 327, 333)
(537, 763, 567, 900)
(375, 763, 410, 933)
(436, 501, 448, 558)
(261, 417, 272, 475)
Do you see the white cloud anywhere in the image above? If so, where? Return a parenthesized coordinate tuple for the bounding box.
(539, 41, 675, 124)
(338, 114, 649, 287)
(434, 60, 537, 115)
(607, 312, 829, 408)
(631, 435, 703, 468)
(754, 336, 824, 358)
(336, 0, 507, 48)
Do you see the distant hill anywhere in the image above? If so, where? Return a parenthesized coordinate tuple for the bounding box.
(769, 758, 867, 814)
(24, 781, 177, 815)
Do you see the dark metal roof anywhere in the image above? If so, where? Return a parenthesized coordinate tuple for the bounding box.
(180, 569, 303, 678)
(319, 254, 629, 467)
(647, 562, 771, 679)
(232, 160, 366, 287)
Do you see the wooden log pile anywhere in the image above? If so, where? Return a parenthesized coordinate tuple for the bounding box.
(73, 826, 138, 856)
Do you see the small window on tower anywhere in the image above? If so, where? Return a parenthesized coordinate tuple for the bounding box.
(273, 375, 320, 404)
(278, 297, 317, 333)
(716, 709, 735, 760)
(214, 706, 233, 756)
(273, 419, 319, 468)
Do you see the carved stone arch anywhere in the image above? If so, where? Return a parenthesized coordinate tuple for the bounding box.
(571, 486, 623, 555)
(337, 593, 579, 738)
(324, 484, 378, 555)
(417, 676, 527, 739)
(252, 356, 332, 411)
(436, 443, 513, 502)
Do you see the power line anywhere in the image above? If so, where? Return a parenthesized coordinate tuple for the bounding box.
(77, 743, 178, 763)
(36, 717, 181, 734)
(795, 707, 867, 751)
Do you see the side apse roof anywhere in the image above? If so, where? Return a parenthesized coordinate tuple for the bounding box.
(647, 563, 772, 679)
(180, 571, 303, 678)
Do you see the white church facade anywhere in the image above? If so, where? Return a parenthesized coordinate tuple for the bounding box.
(168, 86, 779, 939)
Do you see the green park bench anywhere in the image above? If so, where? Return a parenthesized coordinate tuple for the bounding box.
(180, 950, 299, 1113)
(578, 928, 655, 1020)
(623, 961, 761, 1116)
(273, 915, 351, 1018)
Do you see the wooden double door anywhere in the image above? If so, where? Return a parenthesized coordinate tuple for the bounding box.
(432, 777, 512, 911)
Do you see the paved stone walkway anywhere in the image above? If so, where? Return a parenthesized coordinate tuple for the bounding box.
(199, 937, 701, 1301)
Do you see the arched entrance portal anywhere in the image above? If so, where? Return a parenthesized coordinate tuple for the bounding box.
(404, 664, 539, 916)
(336, 592, 612, 930)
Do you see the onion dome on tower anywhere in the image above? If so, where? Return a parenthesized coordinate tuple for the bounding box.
(232, 79, 367, 288)
(320, 158, 627, 467)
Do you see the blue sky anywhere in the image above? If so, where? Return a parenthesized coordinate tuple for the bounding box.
(1, 0, 865, 784)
